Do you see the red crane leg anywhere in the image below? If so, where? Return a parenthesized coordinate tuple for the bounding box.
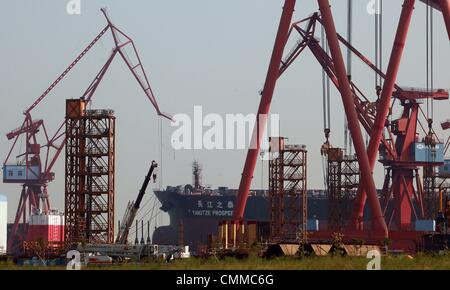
(393, 174, 416, 230)
(349, 0, 416, 229)
(438, 0, 450, 40)
(318, 0, 387, 236)
(232, 0, 296, 221)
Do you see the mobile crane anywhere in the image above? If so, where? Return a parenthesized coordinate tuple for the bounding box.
(75, 161, 160, 262)
(116, 161, 158, 244)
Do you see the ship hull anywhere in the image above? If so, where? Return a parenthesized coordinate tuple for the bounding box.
(152, 190, 331, 250)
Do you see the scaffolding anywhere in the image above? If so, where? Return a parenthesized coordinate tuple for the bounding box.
(65, 99, 115, 244)
(424, 166, 450, 219)
(326, 148, 359, 231)
(269, 138, 307, 242)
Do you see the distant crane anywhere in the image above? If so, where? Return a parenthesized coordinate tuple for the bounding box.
(3, 9, 172, 253)
(116, 161, 158, 244)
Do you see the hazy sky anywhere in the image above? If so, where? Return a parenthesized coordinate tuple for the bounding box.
(0, 0, 449, 231)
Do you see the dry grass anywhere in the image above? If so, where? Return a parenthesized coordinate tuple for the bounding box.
(1, 252, 450, 270)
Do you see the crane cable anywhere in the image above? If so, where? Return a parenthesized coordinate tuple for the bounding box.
(321, 26, 331, 137)
(159, 118, 164, 190)
(374, 0, 384, 148)
(135, 191, 158, 222)
(129, 116, 165, 241)
(127, 197, 162, 239)
(426, 1, 435, 128)
(131, 184, 162, 235)
(375, 0, 383, 92)
(121, 165, 160, 240)
(345, 0, 354, 156)
(135, 192, 156, 217)
(128, 207, 163, 239)
(321, 24, 331, 192)
(126, 113, 164, 240)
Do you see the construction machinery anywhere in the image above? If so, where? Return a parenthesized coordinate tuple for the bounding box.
(3, 9, 171, 254)
(116, 161, 158, 244)
(233, 0, 450, 251)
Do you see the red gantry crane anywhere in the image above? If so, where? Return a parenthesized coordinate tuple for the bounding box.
(281, 13, 448, 237)
(3, 9, 172, 253)
(233, 0, 450, 249)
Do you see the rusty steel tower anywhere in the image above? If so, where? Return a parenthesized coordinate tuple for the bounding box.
(423, 166, 450, 219)
(3, 9, 171, 253)
(269, 138, 307, 242)
(423, 120, 450, 219)
(65, 99, 115, 244)
(325, 148, 359, 231)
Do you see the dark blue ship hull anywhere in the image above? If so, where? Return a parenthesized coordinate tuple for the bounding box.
(152, 189, 331, 249)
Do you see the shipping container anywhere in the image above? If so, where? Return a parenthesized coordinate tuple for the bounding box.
(415, 220, 436, 232)
(26, 211, 65, 243)
(411, 143, 445, 163)
(0, 195, 7, 255)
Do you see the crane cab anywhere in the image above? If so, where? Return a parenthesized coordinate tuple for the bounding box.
(439, 160, 450, 178)
(2, 165, 40, 183)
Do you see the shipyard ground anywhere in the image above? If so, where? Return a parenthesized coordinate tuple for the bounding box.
(1, 254, 450, 270)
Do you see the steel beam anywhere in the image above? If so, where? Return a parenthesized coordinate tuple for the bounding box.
(439, 0, 450, 40)
(318, 0, 387, 236)
(350, 0, 416, 229)
(420, 0, 450, 39)
(233, 0, 296, 221)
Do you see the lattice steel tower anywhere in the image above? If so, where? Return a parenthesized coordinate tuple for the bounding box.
(65, 99, 115, 244)
(326, 148, 359, 231)
(269, 137, 307, 242)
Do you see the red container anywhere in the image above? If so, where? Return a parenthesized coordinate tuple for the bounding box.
(26, 212, 65, 243)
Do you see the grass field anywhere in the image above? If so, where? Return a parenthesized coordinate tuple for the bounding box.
(1, 253, 450, 270)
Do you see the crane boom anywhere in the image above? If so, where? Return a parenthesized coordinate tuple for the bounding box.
(4, 9, 172, 253)
(25, 26, 109, 114)
(116, 161, 158, 244)
(232, 0, 296, 222)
